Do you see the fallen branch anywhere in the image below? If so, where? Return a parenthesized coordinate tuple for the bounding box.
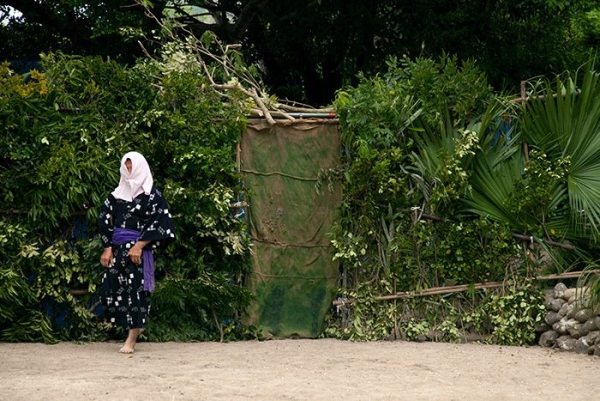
(139, 4, 305, 126)
(251, 88, 278, 125)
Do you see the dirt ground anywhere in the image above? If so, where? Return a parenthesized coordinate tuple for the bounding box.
(0, 339, 599, 401)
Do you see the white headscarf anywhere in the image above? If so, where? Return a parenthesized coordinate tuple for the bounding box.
(111, 151, 154, 201)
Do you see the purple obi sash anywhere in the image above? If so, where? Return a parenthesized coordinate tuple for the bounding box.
(113, 228, 155, 292)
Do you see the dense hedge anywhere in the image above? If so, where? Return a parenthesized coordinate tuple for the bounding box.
(0, 52, 253, 343)
(325, 56, 600, 344)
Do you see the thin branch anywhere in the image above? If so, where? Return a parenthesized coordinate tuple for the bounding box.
(212, 308, 224, 343)
(251, 88, 276, 125)
(137, 2, 302, 125)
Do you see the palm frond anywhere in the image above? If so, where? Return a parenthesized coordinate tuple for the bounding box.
(521, 68, 600, 240)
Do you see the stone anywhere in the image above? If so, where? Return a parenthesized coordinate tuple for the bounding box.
(553, 318, 579, 335)
(574, 308, 594, 323)
(564, 288, 576, 300)
(534, 321, 551, 333)
(594, 344, 600, 357)
(575, 286, 590, 297)
(547, 298, 566, 312)
(567, 323, 583, 339)
(426, 329, 443, 341)
(575, 337, 594, 355)
(538, 330, 559, 347)
(566, 303, 580, 319)
(556, 335, 577, 351)
(558, 302, 573, 318)
(568, 295, 590, 309)
(545, 311, 561, 326)
(552, 321, 566, 335)
(588, 331, 600, 345)
(595, 316, 600, 330)
(580, 319, 596, 336)
(554, 283, 567, 299)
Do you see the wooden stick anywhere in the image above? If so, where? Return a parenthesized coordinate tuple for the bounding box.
(276, 103, 335, 113)
(418, 212, 577, 251)
(251, 88, 277, 125)
(376, 281, 506, 301)
(536, 270, 600, 280)
(249, 108, 295, 121)
(511, 233, 575, 250)
(332, 270, 599, 305)
(510, 89, 581, 104)
(236, 141, 241, 173)
(0, 209, 28, 215)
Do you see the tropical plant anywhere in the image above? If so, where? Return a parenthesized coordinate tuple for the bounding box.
(518, 66, 600, 303)
(329, 52, 600, 344)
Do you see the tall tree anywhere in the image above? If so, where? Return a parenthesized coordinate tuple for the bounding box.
(1, 1, 598, 105)
(0, 0, 153, 67)
(246, 0, 597, 106)
(0, 0, 270, 69)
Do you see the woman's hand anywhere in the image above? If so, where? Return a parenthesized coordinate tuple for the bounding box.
(128, 240, 150, 265)
(101, 248, 114, 268)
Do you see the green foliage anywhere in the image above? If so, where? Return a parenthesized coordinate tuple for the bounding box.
(0, 0, 154, 68)
(324, 283, 396, 342)
(520, 68, 600, 243)
(506, 150, 570, 236)
(244, 0, 598, 105)
(327, 53, 575, 346)
(466, 283, 546, 346)
(386, 55, 493, 126)
(437, 319, 460, 343)
(149, 272, 254, 342)
(0, 50, 253, 342)
(4, 0, 599, 107)
(430, 219, 518, 285)
(401, 318, 431, 341)
(0, 219, 57, 343)
(332, 56, 510, 290)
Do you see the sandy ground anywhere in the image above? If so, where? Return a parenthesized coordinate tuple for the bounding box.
(0, 339, 598, 401)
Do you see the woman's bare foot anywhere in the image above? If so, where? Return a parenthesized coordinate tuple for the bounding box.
(118, 328, 145, 354)
(118, 344, 135, 354)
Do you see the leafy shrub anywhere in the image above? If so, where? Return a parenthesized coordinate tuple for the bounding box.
(327, 54, 550, 345)
(0, 51, 253, 342)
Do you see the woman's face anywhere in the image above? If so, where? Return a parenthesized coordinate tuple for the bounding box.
(125, 159, 132, 175)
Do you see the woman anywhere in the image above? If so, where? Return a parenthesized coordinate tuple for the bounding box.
(98, 151, 175, 353)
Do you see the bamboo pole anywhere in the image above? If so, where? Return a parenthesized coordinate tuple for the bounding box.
(332, 270, 599, 305)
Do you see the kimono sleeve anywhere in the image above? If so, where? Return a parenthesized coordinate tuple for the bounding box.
(140, 189, 176, 249)
(98, 195, 114, 248)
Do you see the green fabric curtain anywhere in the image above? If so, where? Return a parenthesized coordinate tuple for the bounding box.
(242, 119, 342, 338)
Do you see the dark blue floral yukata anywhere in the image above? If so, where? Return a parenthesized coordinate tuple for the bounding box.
(98, 187, 175, 330)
